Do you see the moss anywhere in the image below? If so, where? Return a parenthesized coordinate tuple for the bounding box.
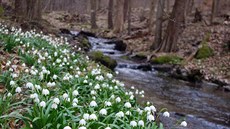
(121, 55, 129, 60)
(88, 51, 117, 70)
(0, 6, 4, 17)
(151, 55, 183, 65)
(195, 44, 214, 59)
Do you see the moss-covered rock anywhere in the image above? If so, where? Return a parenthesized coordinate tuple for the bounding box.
(151, 55, 183, 65)
(195, 44, 214, 59)
(88, 51, 117, 70)
(131, 52, 147, 61)
(76, 35, 91, 51)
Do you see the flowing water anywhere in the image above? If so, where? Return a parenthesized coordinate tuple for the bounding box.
(81, 34, 230, 129)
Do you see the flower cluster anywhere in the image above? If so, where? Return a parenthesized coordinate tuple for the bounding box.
(0, 24, 187, 129)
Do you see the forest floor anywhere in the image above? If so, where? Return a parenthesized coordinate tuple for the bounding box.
(41, 10, 230, 86)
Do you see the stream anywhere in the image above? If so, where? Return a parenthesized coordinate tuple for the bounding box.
(70, 31, 230, 129)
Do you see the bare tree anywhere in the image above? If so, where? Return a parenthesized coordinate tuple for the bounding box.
(127, 0, 131, 35)
(108, 0, 114, 29)
(26, 0, 42, 21)
(114, 0, 124, 33)
(156, 0, 186, 52)
(123, 0, 129, 22)
(210, 0, 218, 24)
(151, 0, 165, 50)
(148, 0, 157, 34)
(90, 0, 97, 29)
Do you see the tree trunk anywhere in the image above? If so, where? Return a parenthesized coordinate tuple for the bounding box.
(123, 0, 129, 22)
(97, 0, 101, 10)
(114, 0, 124, 33)
(108, 0, 114, 29)
(26, 0, 42, 21)
(156, 0, 186, 52)
(127, 0, 131, 35)
(90, 0, 97, 29)
(15, 0, 27, 20)
(210, 0, 217, 24)
(148, 0, 157, 34)
(151, 0, 165, 50)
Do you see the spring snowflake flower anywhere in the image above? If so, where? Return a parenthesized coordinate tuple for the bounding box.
(73, 98, 78, 103)
(89, 114, 97, 120)
(150, 105, 156, 112)
(115, 97, 121, 102)
(90, 101, 97, 107)
(105, 127, 111, 129)
(72, 90, 79, 96)
(78, 127, 86, 129)
(163, 111, 170, 117)
(105, 101, 112, 106)
(53, 74, 58, 79)
(144, 106, 151, 112)
(10, 81, 16, 86)
(180, 121, 187, 127)
(99, 109, 107, 115)
(147, 115, 155, 122)
(63, 126, 71, 129)
(124, 102, 132, 108)
(106, 73, 113, 79)
(83, 113, 90, 120)
(79, 119, 86, 125)
(47, 82, 55, 87)
(72, 102, 77, 107)
(138, 120, 144, 127)
(15, 87, 22, 93)
(94, 84, 100, 89)
(115, 111, 124, 118)
(63, 93, 69, 99)
(90, 90, 96, 95)
(42, 89, 50, 96)
(125, 111, 131, 115)
(130, 121, 137, 127)
(51, 103, 58, 109)
(26, 82, 34, 89)
(53, 98, 60, 104)
(7, 93, 12, 97)
(39, 101, 46, 108)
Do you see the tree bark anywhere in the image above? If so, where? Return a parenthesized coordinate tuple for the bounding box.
(127, 0, 131, 35)
(148, 0, 157, 34)
(123, 0, 129, 22)
(90, 0, 97, 29)
(114, 0, 124, 33)
(210, 0, 217, 24)
(156, 0, 186, 52)
(151, 0, 165, 50)
(15, 0, 27, 20)
(26, 0, 42, 21)
(108, 0, 114, 29)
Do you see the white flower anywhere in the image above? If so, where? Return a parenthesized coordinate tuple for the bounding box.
(78, 126, 86, 129)
(124, 102, 132, 108)
(89, 114, 97, 120)
(51, 103, 58, 109)
(130, 121, 137, 127)
(180, 121, 187, 127)
(73, 98, 78, 103)
(26, 82, 34, 89)
(144, 107, 151, 112)
(53, 98, 60, 104)
(72, 102, 77, 107)
(47, 82, 55, 87)
(150, 105, 156, 112)
(42, 89, 50, 96)
(53, 74, 58, 79)
(7, 92, 12, 97)
(105, 127, 111, 129)
(94, 84, 100, 89)
(90, 90, 96, 95)
(115, 111, 124, 118)
(105, 101, 112, 106)
(72, 90, 79, 96)
(39, 101, 46, 108)
(63, 93, 69, 99)
(15, 87, 22, 93)
(163, 111, 170, 117)
(63, 126, 71, 129)
(10, 81, 16, 86)
(138, 120, 144, 127)
(147, 115, 155, 122)
(99, 109, 107, 115)
(115, 97, 121, 102)
(106, 73, 113, 79)
(125, 111, 131, 115)
(35, 85, 41, 90)
(83, 113, 90, 120)
(79, 119, 86, 125)
(90, 101, 97, 107)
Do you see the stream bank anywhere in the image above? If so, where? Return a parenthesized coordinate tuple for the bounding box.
(62, 30, 230, 129)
